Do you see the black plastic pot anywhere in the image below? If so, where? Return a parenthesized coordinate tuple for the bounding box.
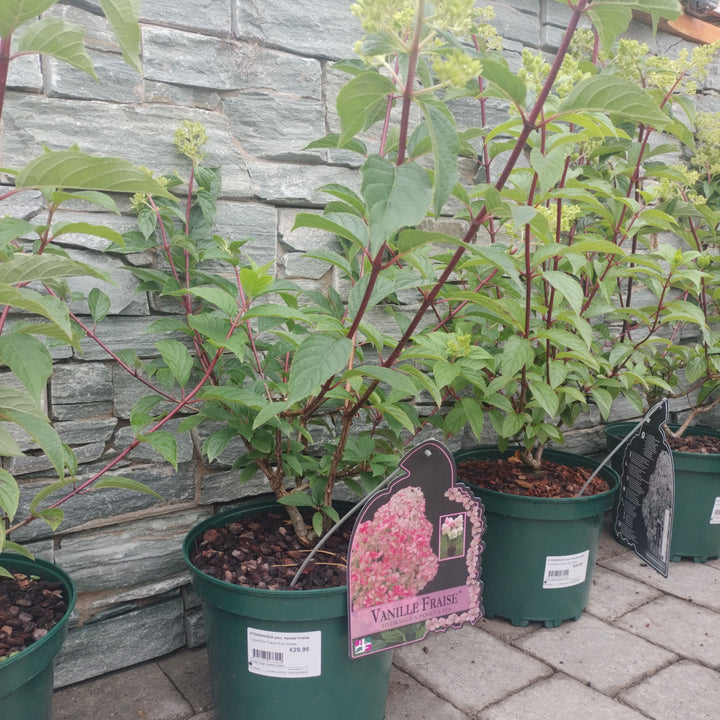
(605, 422, 720, 562)
(0, 553, 76, 720)
(183, 498, 392, 720)
(454, 447, 619, 628)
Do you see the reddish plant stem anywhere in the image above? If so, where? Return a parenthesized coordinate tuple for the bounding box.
(0, 34, 11, 125)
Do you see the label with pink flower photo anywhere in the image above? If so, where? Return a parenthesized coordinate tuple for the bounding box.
(348, 440, 485, 658)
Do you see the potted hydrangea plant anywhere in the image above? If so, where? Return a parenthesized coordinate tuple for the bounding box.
(426, 5, 717, 624)
(605, 108, 720, 563)
(0, 4, 173, 718)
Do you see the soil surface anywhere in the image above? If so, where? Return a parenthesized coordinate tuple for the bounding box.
(0, 571, 67, 661)
(191, 510, 350, 591)
(666, 433, 720, 454)
(456, 456, 610, 498)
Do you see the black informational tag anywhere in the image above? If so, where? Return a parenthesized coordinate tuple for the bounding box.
(614, 400, 675, 577)
(347, 440, 484, 658)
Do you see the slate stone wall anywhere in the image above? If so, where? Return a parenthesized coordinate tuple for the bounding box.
(2, 0, 718, 686)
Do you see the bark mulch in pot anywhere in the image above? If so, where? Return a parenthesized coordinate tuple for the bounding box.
(191, 510, 350, 591)
(0, 571, 68, 661)
(457, 455, 610, 498)
(665, 433, 720, 454)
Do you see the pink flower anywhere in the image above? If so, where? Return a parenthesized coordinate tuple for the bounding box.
(350, 486, 439, 610)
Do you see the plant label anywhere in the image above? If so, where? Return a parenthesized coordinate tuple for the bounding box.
(348, 439, 484, 658)
(614, 400, 675, 577)
(247, 628, 322, 678)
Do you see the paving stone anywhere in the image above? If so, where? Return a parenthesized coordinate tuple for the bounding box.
(393, 624, 551, 715)
(53, 661, 193, 720)
(602, 552, 720, 612)
(620, 661, 720, 720)
(386, 667, 470, 720)
(516, 614, 677, 695)
(474, 615, 540, 643)
(158, 647, 214, 713)
(616, 596, 720, 667)
(586, 565, 663, 621)
(479, 673, 649, 720)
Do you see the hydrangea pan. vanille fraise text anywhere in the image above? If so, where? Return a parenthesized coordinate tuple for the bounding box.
(350, 486, 439, 610)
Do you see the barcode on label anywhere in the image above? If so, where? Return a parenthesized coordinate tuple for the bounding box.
(252, 649, 283, 662)
(547, 570, 570, 578)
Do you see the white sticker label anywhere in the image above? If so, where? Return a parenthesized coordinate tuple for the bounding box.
(710, 497, 720, 525)
(542, 550, 590, 589)
(247, 628, 321, 678)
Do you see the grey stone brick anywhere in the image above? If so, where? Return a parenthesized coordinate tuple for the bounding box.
(223, 93, 326, 162)
(46, 50, 144, 103)
(2, 95, 253, 199)
(141, 0, 233, 35)
(233, 0, 361, 60)
(55, 508, 211, 592)
(54, 598, 186, 686)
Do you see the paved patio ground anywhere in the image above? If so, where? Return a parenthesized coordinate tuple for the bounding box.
(53, 517, 720, 719)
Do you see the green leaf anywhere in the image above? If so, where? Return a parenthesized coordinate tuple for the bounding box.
(203, 428, 236, 463)
(98, 0, 142, 72)
(18, 18, 97, 79)
(34, 507, 64, 532)
(361, 155, 433, 253)
(0, 217, 34, 249)
(186, 286, 238, 316)
(0, 334, 52, 404)
(416, 98, 459, 215)
(346, 365, 420, 400)
(461, 397, 484, 442)
(15, 150, 173, 197)
(155, 339, 193, 387)
(500, 336, 533, 379)
(542, 270, 584, 315)
(560, 76, 671, 130)
(129, 394, 164, 434)
(252, 401, 291, 430)
(0, 386, 65, 475)
(139, 431, 178, 470)
(91, 475, 163, 499)
(304, 134, 368, 156)
(51, 221, 125, 246)
(530, 145, 572, 194)
(277, 493, 316, 508)
(1, 540, 34, 559)
(0, 469, 20, 522)
(528, 380, 560, 418)
(0, 253, 110, 285)
(287, 335, 353, 403)
(590, 387, 613, 419)
(88, 288, 112, 324)
(292, 211, 368, 247)
(587, 0, 680, 50)
(0, 0, 56, 37)
(479, 57, 527, 106)
(336, 72, 396, 145)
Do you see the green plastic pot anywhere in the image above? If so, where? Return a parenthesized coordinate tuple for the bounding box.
(454, 448, 619, 628)
(183, 498, 392, 720)
(605, 422, 720, 562)
(0, 553, 76, 720)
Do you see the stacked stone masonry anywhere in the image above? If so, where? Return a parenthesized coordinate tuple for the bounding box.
(1, 0, 719, 686)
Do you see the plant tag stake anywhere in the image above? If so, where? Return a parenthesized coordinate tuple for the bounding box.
(614, 400, 675, 577)
(347, 440, 484, 658)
